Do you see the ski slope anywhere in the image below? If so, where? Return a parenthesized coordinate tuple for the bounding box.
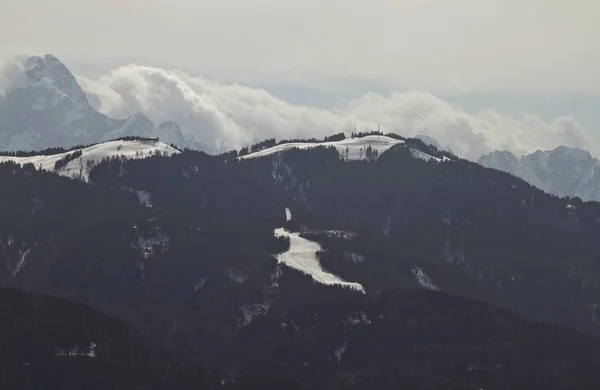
(240, 135, 404, 160)
(274, 227, 365, 292)
(0, 139, 180, 181)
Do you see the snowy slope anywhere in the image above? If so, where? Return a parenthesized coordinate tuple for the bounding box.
(411, 149, 445, 162)
(479, 146, 600, 201)
(240, 135, 404, 161)
(0, 139, 180, 181)
(274, 227, 365, 292)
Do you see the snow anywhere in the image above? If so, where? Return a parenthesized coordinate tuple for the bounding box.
(416, 134, 453, 154)
(54, 342, 97, 358)
(415, 134, 442, 149)
(239, 301, 271, 327)
(479, 146, 600, 202)
(345, 311, 371, 326)
(411, 148, 443, 162)
(13, 247, 33, 277)
(410, 265, 439, 291)
(0, 139, 180, 182)
(274, 227, 365, 292)
(240, 135, 404, 161)
(285, 207, 292, 222)
(323, 230, 357, 240)
(343, 251, 366, 263)
(194, 277, 207, 291)
(227, 267, 248, 284)
(334, 341, 347, 364)
(132, 228, 170, 262)
(136, 190, 152, 207)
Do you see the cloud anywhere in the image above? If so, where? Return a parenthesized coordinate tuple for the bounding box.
(0, 46, 42, 96)
(0, 58, 29, 97)
(78, 64, 600, 160)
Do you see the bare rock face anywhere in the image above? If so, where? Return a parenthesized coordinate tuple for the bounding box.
(479, 146, 600, 201)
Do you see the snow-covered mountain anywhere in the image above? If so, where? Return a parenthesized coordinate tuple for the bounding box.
(240, 135, 403, 161)
(415, 134, 453, 154)
(0, 139, 180, 181)
(241, 134, 453, 164)
(479, 146, 600, 201)
(0, 54, 185, 151)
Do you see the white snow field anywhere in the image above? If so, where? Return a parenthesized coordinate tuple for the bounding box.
(0, 139, 180, 181)
(240, 135, 404, 161)
(274, 227, 365, 292)
(410, 148, 452, 162)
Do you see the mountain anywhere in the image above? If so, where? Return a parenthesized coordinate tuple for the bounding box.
(4, 132, 600, 387)
(0, 54, 185, 151)
(478, 146, 600, 201)
(0, 138, 180, 181)
(415, 134, 453, 154)
(155, 120, 186, 147)
(240, 133, 452, 162)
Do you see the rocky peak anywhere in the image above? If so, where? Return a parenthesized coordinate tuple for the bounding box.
(22, 54, 89, 107)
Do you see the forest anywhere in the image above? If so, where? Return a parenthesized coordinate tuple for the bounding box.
(2, 133, 600, 388)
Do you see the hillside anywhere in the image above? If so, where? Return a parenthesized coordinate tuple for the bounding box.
(3, 134, 600, 388)
(0, 138, 180, 181)
(0, 288, 211, 389)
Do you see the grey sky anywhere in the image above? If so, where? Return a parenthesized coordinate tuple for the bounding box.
(2, 0, 600, 157)
(2, 0, 599, 93)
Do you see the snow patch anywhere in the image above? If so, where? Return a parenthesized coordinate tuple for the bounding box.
(240, 135, 403, 161)
(323, 230, 357, 240)
(12, 247, 33, 277)
(131, 227, 170, 279)
(227, 267, 248, 284)
(268, 265, 284, 292)
(410, 265, 439, 291)
(194, 277, 207, 291)
(410, 148, 443, 162)
(54, 342, 97, 358)
(343, 251, 366, 263)
(334, 341, 347, 364)
(285, 207, 292, 222)
(345, 311, 371, 326)
(136, 190, 152, 207)
(274, 228, 365, 292)
(239, 301, 271, 327)
(0, 139, 180, 182)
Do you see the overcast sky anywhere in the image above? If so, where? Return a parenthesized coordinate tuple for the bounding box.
(2, 0, 599, 92)
(1, 0, 599, 157)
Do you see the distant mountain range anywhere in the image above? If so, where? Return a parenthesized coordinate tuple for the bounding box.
(0, 54, 185, 151)
(479, 146, 600, 202)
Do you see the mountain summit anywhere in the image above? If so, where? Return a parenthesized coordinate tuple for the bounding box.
(0, 54, 183, 151)
(23, 54, 90, 107)
(479, 146, 600, 201)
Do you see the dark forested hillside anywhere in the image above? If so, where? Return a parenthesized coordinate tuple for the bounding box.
(0, 288, 212, 389)
(3, 287, 600, 390)
(3, 135, 600, 388)
(88, 137, 600, 337)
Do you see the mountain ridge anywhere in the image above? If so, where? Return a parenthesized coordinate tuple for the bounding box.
(0, 54, 185, 151)
(479, 145, 600, 201)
